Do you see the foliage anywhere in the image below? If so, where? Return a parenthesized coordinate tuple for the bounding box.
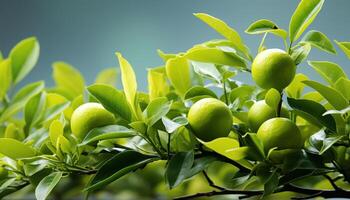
(0, 0, 350, 199)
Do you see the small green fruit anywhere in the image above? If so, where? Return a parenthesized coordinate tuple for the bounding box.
(257, 118, 303, 152)
(71, 102, 115, 139)
(252, 49, 296, 91)
(188, 98, 232, 141)
(247, 100, 289, 132)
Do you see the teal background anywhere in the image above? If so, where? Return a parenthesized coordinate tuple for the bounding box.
(0, 0, 349, 91)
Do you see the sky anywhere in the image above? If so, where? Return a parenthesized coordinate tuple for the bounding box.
(0, 0, 349, 91)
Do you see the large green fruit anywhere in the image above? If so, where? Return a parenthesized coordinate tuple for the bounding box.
(252, 49, 296, 91)
(71, 102, 115, 139)
(188, 98, 232, 141)
(247, 100, 289, 132)
(257, 118, 303, 152)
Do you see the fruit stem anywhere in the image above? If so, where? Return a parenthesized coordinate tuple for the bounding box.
(277, 92, 283, 117)
(223, 80, 229, 105)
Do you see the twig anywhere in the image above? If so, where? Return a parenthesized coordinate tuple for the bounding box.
(202, 170, 225, 190)
(323, 174, 343, 191)
(174, 189, 262, 200)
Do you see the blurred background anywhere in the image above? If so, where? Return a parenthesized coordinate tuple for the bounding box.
(0, 0, 349, 91)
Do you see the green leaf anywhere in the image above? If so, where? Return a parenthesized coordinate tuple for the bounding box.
(49, 120, 64, 147)
(202, 138, 249, 161)
(300, 30, 336, 54)
(185, 46, 247, 69)
(52, 62, 85, 99)
(42, 102, 70, 123)
(81, 125, 136, 145)
(290, 44, 311, 65)
(334, 78, 350, 101)
(263, 169, 279, 195)
(9, 37, 40, 84)
(85, 150, 155, 191)
(286, 73, 309, 98)
(157, 49, 177, 62)
(287, 97, 336, 132)
(302, 80, 348, 110)
(0, 59, 12, 101)
(0, 138, 36, 159)
(245, 19, 287, 39)
(35, 172, 62, 200)
(143, 97, 171, 126)
(187, 156, 217, 178)
(87, 84, 131, 121)
(0, 81, 44, 122)
(192, 61, 222, 83)
(334, 40, 350, 59)
(24, 92, 46, 132)
(319, 135, 344, 155)
(243, 133, 265, 160)
(148, 68, 169, 101)
(165, 151, 194, 188)
(289, 0, 325, 43)
(165, 56, 191, 97)
(95, 67, 118, 87)
(265, 88, 281, 113)
(194, 13, 250, 59)
(307, 61, 347, 86)
(184, 86, 217, 102)
(161, 116, 188, 133)
(230, 85, 255, 103)
(116, 53, 142, 120)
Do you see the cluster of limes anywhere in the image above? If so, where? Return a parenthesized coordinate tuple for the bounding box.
(70, 48, 303, 162)
(188, 49, 303, 158)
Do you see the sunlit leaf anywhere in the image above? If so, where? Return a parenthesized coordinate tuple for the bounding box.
(87, 84, 131, 121)
(52, 62, 85, 99)
(308, 61, 347, 87)
(95, 67, 118, 87)
(81, 125, 136, 145)
(300, 30, 336, 54)
(24, 92, 46, 132)
(286, 73, 309, 98)
(303, 80, 348, 110)
(265, 88, 281, 113)
(245, 19, 287, 39)
(289, 0, 325, 42)
(148, 68, 169, 101)
(35, 172, 62, 200)
(49, 120, 64, 147)
(143, 97, 171, 126)
(184, 86, 217, 102)
(0, 59, 12, 101)
(186, 46, 247, 69)
(334, 40, 350, 59)
(165, 56, 191, 97)
(0, 138, 36, 159)
(290, 44, 311, 65)
(9, 37, 40, 84)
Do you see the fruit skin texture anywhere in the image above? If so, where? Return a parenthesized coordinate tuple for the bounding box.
(188, 98, 233, 142)
(257, 118, 303, 152)
(0, 167, 8, 179)
(71, 102, 115, 139)
(247, 100, 289, 132)
(252, 49, 296, 91)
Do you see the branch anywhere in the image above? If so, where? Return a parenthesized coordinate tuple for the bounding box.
(174, 189, 262, 200)
(202, 170, 225, 190)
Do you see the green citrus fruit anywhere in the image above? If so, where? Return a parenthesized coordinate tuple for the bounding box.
(257, 118, 303, 151)
(71, 102, 115, 139)
(0, 167, 8, 179)
(247, 100, 289, 132)
(252, 49, 296, 91)
(188, 98, 232, 141)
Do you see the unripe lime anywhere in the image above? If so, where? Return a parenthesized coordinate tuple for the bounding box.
(247, 100, 289, 132)
(188, 98, 232, 141)
(257, 118, 303, 151)
(252, 49, 296, 91)
(71, 102, 115, 139)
